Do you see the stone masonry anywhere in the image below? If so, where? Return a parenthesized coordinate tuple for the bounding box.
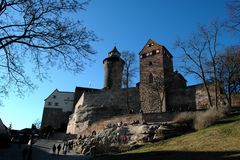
(41, 39, 240, 134)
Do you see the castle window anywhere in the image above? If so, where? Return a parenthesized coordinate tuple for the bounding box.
(147, 43, 154, 47)
(149, 61, 152, 66)
(54, 102, 59, 106)
(48, 102, 52, 106)
(140, 55, 142, 59)
(156, 50, 160, 53)
(149, 73, 153, 83)
(53, 95, 56, 98)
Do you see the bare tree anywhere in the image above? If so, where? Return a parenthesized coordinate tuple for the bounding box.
(33, 119, 41, 129)
(175, 19, 224, 108)
(0, 0, 97, 99)
(227, 0, 240, 32)
(217, 46, 240, 108)
(150, 74, 167, 112)
(201, 20, 225, 108)
(121, 51, 137, 112)
(140, 73, 169, 112)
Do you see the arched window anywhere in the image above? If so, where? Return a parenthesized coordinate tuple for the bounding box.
(149, 73, 153, 83)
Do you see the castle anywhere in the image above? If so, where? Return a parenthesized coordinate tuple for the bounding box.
(41, 39, 240, 133)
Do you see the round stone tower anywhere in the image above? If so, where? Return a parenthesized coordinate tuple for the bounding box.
(103, 46, 125, 90)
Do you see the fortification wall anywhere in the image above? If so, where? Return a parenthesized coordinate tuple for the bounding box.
(167, 84, 216, 111)
(67, 88, 140, 134)
(231, 94, 240, 107)
(41, 108, 72, 130)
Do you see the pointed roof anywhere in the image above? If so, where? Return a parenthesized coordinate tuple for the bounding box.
(108, 46, 121, 57)
(139, 39, 173, 58)
(103, 46, 125, 64)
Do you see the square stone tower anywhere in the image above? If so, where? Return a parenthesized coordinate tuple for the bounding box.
(139, 39, 173, 112)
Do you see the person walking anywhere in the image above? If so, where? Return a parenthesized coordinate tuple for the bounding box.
(52, 144, 56, 155)
(63, 144, 67, 155)
(57, 144, 61, 155)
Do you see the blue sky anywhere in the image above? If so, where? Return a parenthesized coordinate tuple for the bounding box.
(0, 0, 235, 130)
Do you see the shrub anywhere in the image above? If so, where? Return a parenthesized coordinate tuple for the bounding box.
(173, 106, 228, 130)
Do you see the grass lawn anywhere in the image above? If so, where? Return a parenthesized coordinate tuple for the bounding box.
(96, 114, 240, 160)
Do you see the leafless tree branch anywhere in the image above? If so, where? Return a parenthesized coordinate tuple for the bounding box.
(0, 0, 98, 101)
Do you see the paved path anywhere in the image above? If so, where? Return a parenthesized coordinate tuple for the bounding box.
(0, 143, 91, 160)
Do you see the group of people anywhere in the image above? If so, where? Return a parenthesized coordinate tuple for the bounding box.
(52, 140, 74, 155)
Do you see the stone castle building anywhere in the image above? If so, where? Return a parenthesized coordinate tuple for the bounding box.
(41, 39, 240, 133)
(139, 39, 215, 113)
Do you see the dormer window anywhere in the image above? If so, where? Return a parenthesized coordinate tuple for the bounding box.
(147, 43, 154, 47)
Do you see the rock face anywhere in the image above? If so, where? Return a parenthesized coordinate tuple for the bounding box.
(67, 88, 140, 134)
(73, 121, 192, 155)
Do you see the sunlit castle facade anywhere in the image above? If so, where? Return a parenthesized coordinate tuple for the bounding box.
(41, 89, 74, 130)
(41, 39, 233, 132)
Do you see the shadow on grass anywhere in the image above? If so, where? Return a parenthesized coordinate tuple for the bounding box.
(215, 116, 240, 125)
(214, 119, 238, 125)
(95, 151, 240, 160)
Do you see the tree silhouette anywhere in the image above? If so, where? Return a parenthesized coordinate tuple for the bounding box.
(0, 0, 97, 98)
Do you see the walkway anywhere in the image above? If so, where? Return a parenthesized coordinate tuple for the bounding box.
(0, 142, 91, 160)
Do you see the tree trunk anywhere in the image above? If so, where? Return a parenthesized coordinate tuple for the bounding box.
(213, 62, 218, 109)
(126, 71, 130, 112)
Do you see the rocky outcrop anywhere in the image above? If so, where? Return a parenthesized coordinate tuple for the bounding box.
(73, 121, 192, 155)
(67, 88, 140, 134)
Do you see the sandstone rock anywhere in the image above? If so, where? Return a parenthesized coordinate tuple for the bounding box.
(133, 125, 149, 134)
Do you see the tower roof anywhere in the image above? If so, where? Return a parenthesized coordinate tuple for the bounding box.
(139, 39, 173, 58)
(108, 46, 121, 57)
(103, 46, 125, 64)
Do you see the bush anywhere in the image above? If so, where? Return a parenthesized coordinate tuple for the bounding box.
(173, 107, 228, 130)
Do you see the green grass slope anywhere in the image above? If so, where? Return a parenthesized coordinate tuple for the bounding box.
(96, 114, 240, 160)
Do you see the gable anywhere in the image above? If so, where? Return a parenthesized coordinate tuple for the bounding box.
(139, 39, 173, 59)
(44, 89, 59, 101)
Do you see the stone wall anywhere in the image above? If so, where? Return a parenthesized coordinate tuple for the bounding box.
(103, 58, 124, 89)
(73, 87, 100, 108)
(41, 108, 72, 130)
(231, 94, 240, 107)
(139, 40, 175, 113)
(167, 84, 218, 111)
(139, 48, 169, 113)
(67, 88, 140, 134)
